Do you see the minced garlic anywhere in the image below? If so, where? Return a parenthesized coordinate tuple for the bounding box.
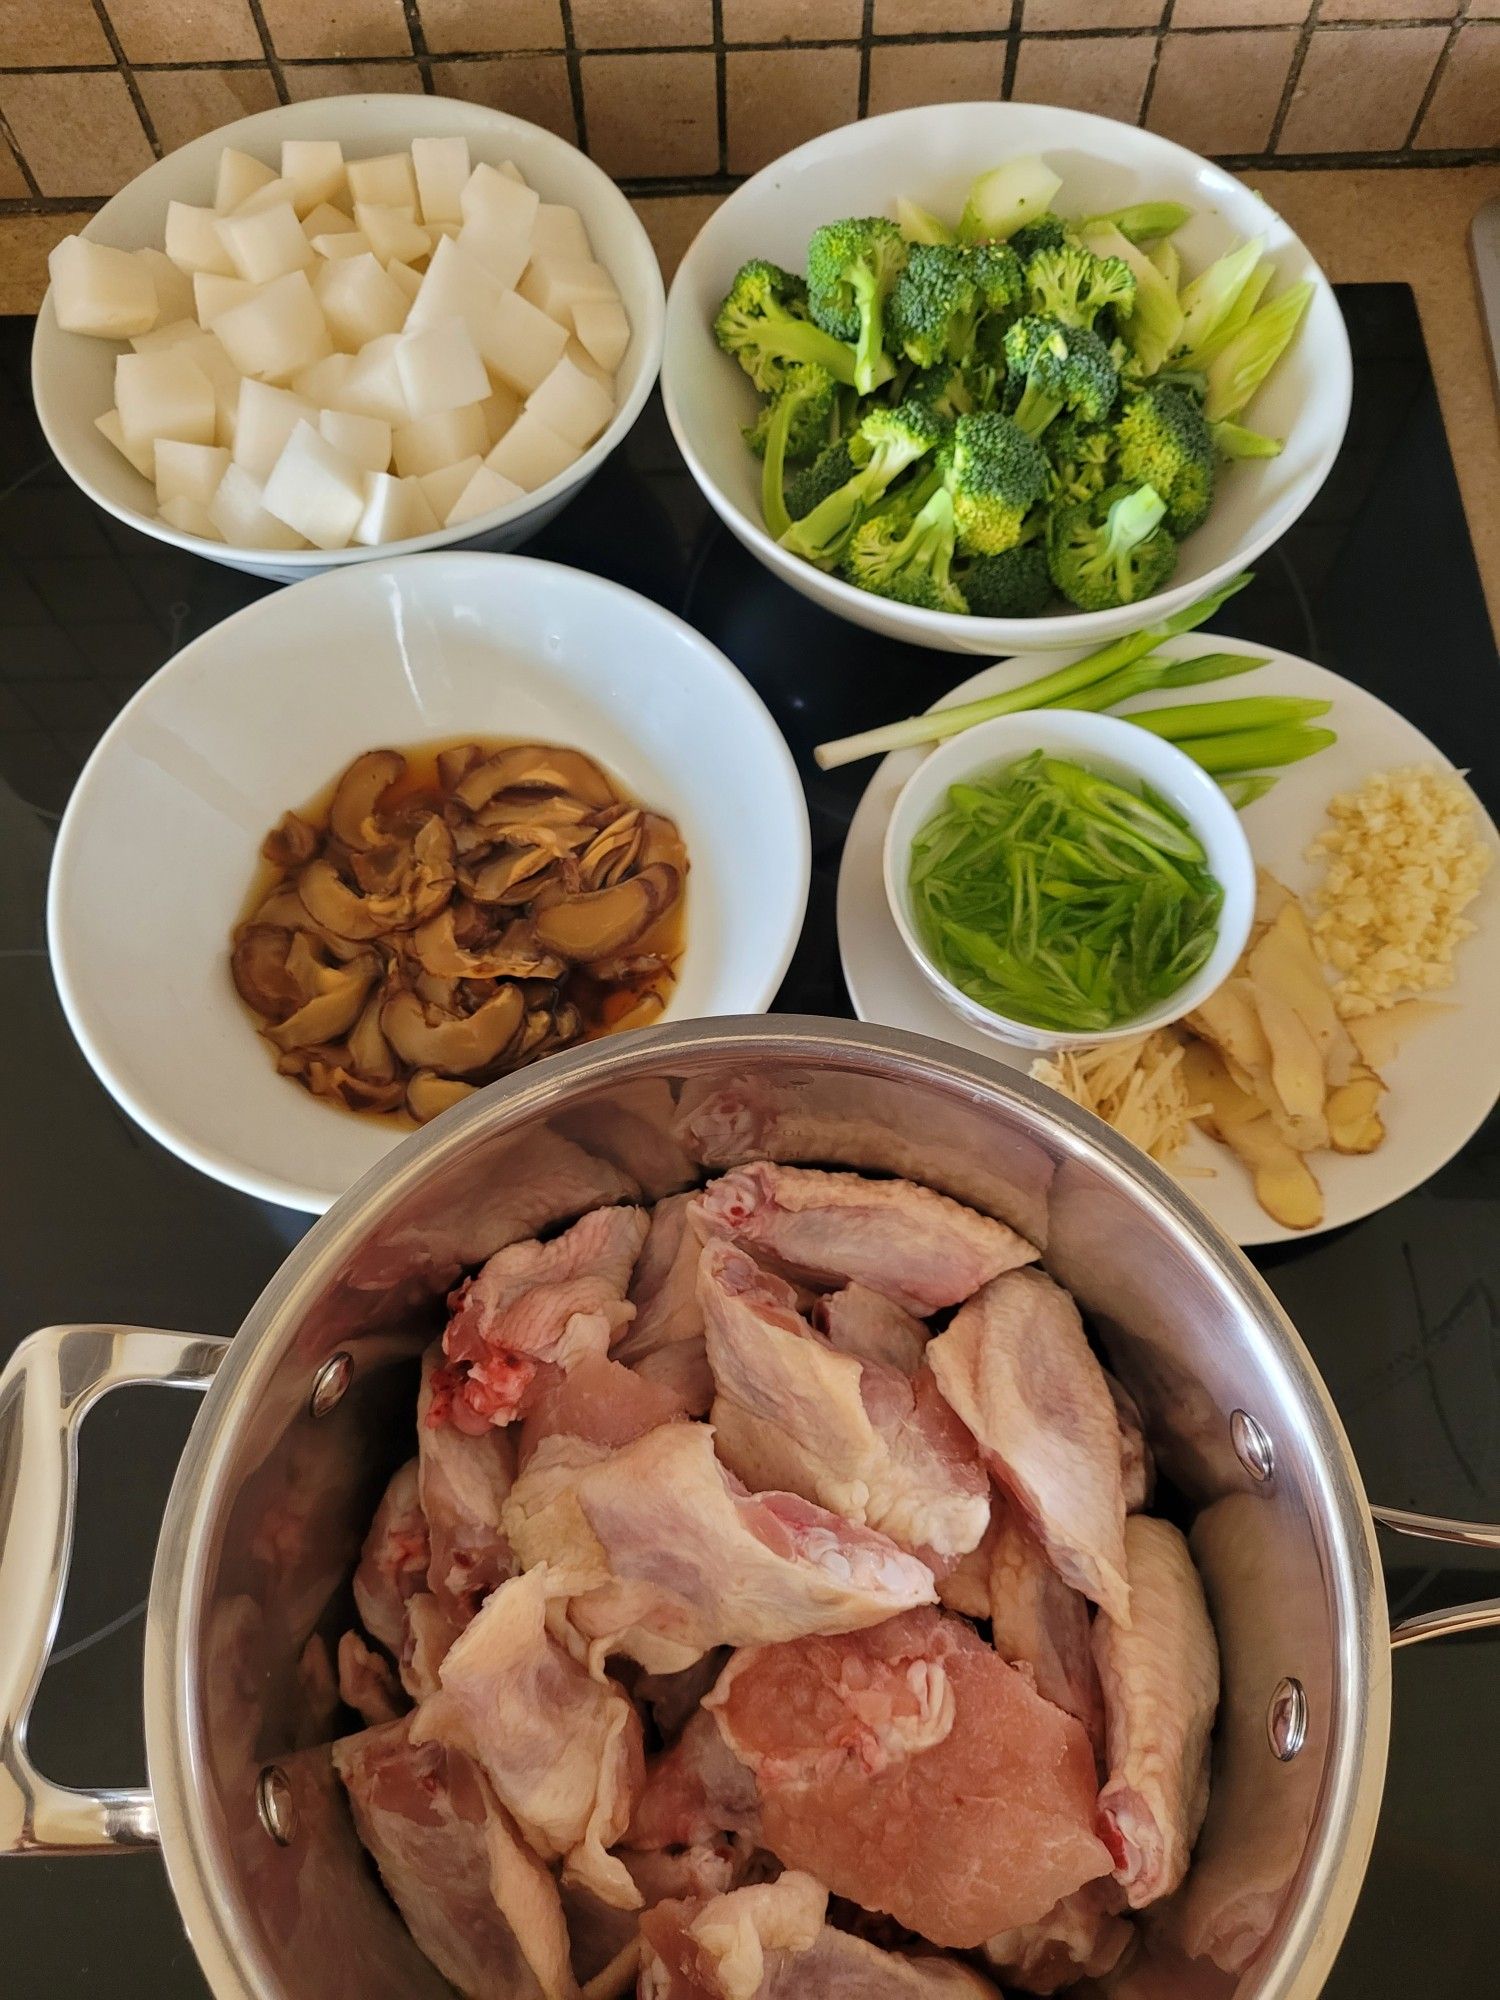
(1031, 1031, 1207, 1165)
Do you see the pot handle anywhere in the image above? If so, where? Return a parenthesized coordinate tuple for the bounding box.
(0, 1324, 228, 1856)
(1370, 1504, 1500, 1650)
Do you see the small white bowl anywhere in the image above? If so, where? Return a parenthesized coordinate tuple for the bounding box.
(47, 551, 810, 1212)
(882, 709, 1254, 1052)
(663, 100, 1349, 655)
(32, 94, 665, 583)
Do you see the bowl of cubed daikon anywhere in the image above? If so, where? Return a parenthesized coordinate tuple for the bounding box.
(32, 94, 665, 580)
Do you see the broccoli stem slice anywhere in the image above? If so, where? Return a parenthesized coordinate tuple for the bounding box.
(1011, 380, 1062, 438)
(759, 393, 796, 540)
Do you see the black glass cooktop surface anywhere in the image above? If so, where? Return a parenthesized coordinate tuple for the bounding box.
(0, 285, 1496, 1996)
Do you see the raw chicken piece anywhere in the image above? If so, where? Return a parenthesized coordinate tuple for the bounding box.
(1094, 1515, 1219, 1909)
(352, 1460, 430, 1656)
(983, 1881, 1133, 1994)
(815, 1283, 929, 1376)
(518, 1349, 687, 1466)
(634, 1648, 733, 1742)
(402, 1591, 463, 1699)
(1105, 1372, 1155, 1513)
(503, 1421, 937, 1674)
(707, 1608, 1111, 1948)
(552, 1081, 697, 1200)
(699, 1242, 989, 1563)
(694, 1164, 1036, 1317)
(927, 1269, 1130, 1625)
(438, 1205, 650, 1429)
(332, 1715, 577, 2000)
(338, 1628, 405, 1727)
(627, 1708, 763, 1849)
(615, 1192, 714, 1415)
(986, 1497, 1103, 1753)
(563, 1845, 738, 1987)
(418, 1344, 518, 1621)
(935, 1511, 1000, 1620)
(412, 1565, 646, 1909)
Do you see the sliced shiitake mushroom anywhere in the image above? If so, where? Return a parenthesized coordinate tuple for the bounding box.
(299, 817, 455, 938)
(454, 744, 616, 813)
(381, 985, 525, 1076)
(531, 863, 681, 963)
(638, 812, 689, 876)
(231, 926, 305, 1019)
(578, 810, 643, 891)
(262, 812, 319, 872)
(436, 744, 483, 792)
(411, 906, 568, 982)
(266, 953, 380, 1053)
(406, 1071, 478, 1122)
(347, 992, 397, 1084)
(329, 750, 405, 850)
(461, 845, 559, 906)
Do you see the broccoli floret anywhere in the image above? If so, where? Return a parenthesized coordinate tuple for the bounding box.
(841, 485, 967, 613)
(714, 258, 861, 393)
(1046, 410, 1114, 506)
(959, 543, 1053, 618)
(805, 217, 905, 395)
(1024, 242, 1136, 330)
(744, 361, 838, 463)
(1009, 216, 1070, 264)
(967, 242, 1026, 322)
(1113, 382, 1215, 536)
(944, 409, 1050, 556)
(779, 399, 945, 568)
(1002, 315, 1119, 439)
(786, 439, 858, 520)
(887, 244, 976, 369)
(909, 360, 976, 423)
(1047, 482, 1179, 612)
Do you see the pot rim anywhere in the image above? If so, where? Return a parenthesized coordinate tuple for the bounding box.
(143, 1015, 1390, 2000)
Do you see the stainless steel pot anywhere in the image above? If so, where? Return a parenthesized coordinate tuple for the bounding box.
(3, 1018, 1496, 2000)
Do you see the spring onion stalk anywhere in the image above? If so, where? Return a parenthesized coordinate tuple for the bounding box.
(1124, 695, 1331, 742)
(1221, 774, 1280, 810)
(813, 574, 1253, 770)
(1078, 201, 1192, 245)
(1050, 651, 1267, 712)
(1174, 723, 1337, 776)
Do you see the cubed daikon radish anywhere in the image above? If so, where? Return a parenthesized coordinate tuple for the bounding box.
(353, 470, 440, 546)
(158, 494, 222, 540)
(571, 297, 630, 374)
(291, 351, 354, 404)
(395, 317, 489, 421)
(262, 420, 366, 549)
(315, 252, 408, 351)
(319, 407, 392, 474)
(194, 271, 257, 325)
(356, 202, 430, 267)
(461, 162, 538, 240)
(334, 333, 410, 426)
(525, 354, 614, 448)
(137, 245, 196, 326)
(116, 347, 216, 447)
(235, 175, 299, 218)
(411, 136, 470, 225)
(212, 270, 331, 383)
(208, 462, 308, 549)
(404, 235, 499, 344)
(282, 139, 346, 217)
(429, 220, 461, 245)
(233, 379, 317, 480)
(215, 148, 277, 215)
(564, 336, 614, 392)
(392, 402, 488, 479)
(446, 461, 524, 526)
(218, 201, 314, 285)
(312, 230, 372, 263)
(155, 438, 230, 509)
(484, 409, 578, 492)
(96, 407, 155, 480)
(532, 203, 591, 263)
(485, 289, 569, 395)
(49, 235, 158, 338)
(302, 200, 355, 239)
(419, 454, 483, 520)
(182, 331, 243, 446)
(165, 201, 237, 277)
(519, 256, 617, 327)
(479, 379, 521, 445)
(347, 152, 417, 210)
(386, 259, 422, 305)
(131, 317, 203, 353)
(497, 160, 527, 185)
(455, 217, 529, 291)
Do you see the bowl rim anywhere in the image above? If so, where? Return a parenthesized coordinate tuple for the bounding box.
(880, 707, 1256, 1051)
(661, 99, 1352, 651)
(45, 548, 813, 1213)
(30, 91, 667, 570)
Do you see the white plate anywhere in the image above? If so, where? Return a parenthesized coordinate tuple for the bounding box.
(50, 551, 810, 1214)
(838, 636, 1500, 1246)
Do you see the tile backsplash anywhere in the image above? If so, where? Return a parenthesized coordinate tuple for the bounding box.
(0, 0, 1495, 211)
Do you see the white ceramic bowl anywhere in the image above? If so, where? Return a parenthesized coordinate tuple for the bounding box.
(663, 101, 1349, 655)
(48, 551, 810, 1212)
(882, 708, 1254, 1052)
(32, 94, 666, 583)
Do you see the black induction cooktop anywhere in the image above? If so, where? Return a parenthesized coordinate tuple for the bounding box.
(0, 285, 1496, 1997)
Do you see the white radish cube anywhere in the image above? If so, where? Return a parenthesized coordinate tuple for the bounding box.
(479, 379, 521, 445)
(429, 220, 461, 245)
(262, 420, 365, 549)
(212, 270, 331, 383)
(137, 245, 196, 326)
(411, 136, 470, 225)
(96, 407, 154, 480)
(194, 271, 257, 324)
(158, 494, 222, 540)
(130, 317, 203, 354)
(497, 160, 527, 185)
(302, 200, 355, 240)
(319, 407, 392, 473)
(355, 202, 430, 267)
(208, 463, 308, 549)
(116, 348, 216, 447)
(155, 438, 230, 509)
(182, 331, 243, 446)
(455, 218, 529, 291)
(292, 351, 354, 403)
(404, 235, 499, 346)
(419, 454, 483, 520)
(215, 147, 277, 215)
(395, 317, 489, 421)
(386, 259, 422, 305)
(564, 336, 614, 392)
(218, 201, 313, 285)
(532, 203, 591, 263)
(485, 289, 569, 395)
(312, 229, 372, 263)
(446, 461, 524, 526)
(353, 470, 440, 546)
(165, 201, 237, 277)
(234, 175, 299, 217)
(392, 402, 487, 479)
(519, 256, 617, 327)
(571, 297, 630, 374)
(315, 252, 408, 351)
(282, 139, 345, 217)
(347, 152, 417, 210)
(525, 354, 614, 448)
(233, 379, 317, 479)
(460, 162, 538, 240)
(334, 334, 410, 426)
(49, 235, 158, 338)
(484, 410, 578, 492)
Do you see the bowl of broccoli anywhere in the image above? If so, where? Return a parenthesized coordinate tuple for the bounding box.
(662, 101, 1349, 654)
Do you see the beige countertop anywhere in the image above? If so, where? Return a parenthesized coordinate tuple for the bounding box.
(6, 165, 1499, 635)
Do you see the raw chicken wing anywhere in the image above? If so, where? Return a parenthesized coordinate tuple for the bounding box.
(614, 1191, 714, 1415)
(418, 1344, 518, 1622)
(986, 1497, 1103, 1752)
(815, 1283, 929, 1375)
(352, 1459, 429, 1656)
(337, 1628, 404, 1727)
(518, 1349, 686, 1466)
(1105, 1373, 1155, 1513)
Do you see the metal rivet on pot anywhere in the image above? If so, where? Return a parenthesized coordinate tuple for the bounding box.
(309, 1351, 352, 1419)
(1231, 1409, 1274, 1483)
(257, 1766, 297, 1845)
(1267, 1677, 1308, 1761)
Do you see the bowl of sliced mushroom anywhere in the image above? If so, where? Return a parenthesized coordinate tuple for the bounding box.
(48, 550, 810, 1211)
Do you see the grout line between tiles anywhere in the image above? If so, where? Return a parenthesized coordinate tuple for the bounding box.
(243, 0, 291, 103)
(0, 103, 42, 199)
(1001, 0, 1023, 101)
(558, 0, 591, 155)
(86, 0, 162, 159)
(400, 0, 437, 93)
(1403, 12, 1465, 151)
(713, 0, 729, 178)
(858, 0, 875, 120)
(1137, 0, 1177, 131)
(1269, 0, 1324, 157)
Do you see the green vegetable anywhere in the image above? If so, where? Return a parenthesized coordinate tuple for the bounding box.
(1081, 222, 1184, 376)
(714, 258, 864, 392)
(1009, 216, 1071, 263)
(896, 197, 954, 246)
(1024, 242, 1137, 331)
(1177, 236, 1266, 356)
(1050, 650, 1267, 711)
(1172, 723, 1337, 775)
(1113, 382, 1215, 536)
(946, 409, 1050, 555)
(748, 362, 840, 541)
(1204, 280, 1313, 422)
(786, 438, 857, 520)
(1079, 201, 1193, 244)
(1211, 419, 1283, 460)
(958, 544, 1053, 618)
(778, 399, 944, 568)
(1221, 774, 1279, 809)
(1003, 316, 1119, 438)
(958, 157, 1063, 244)
(1124, 694, 1331, 741)
(805, 217, 907, 394)
(1047, 482, 1178, 612)
(909, 751, 1224, 1034)
(841, 485, 967, 612)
